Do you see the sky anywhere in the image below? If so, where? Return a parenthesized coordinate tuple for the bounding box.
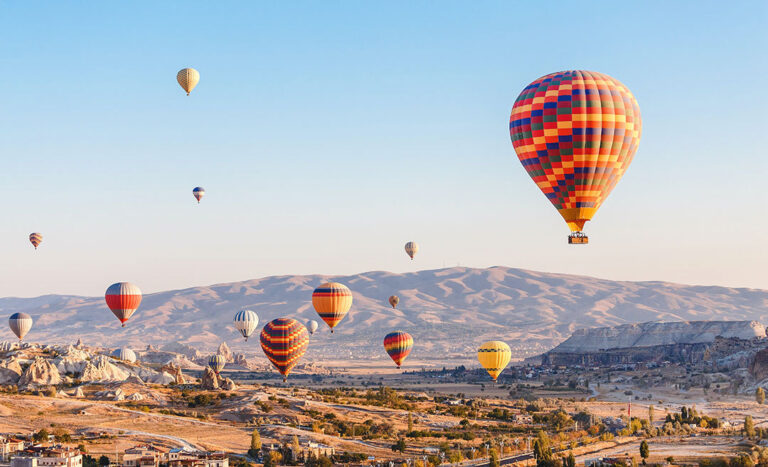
(1, 1, 766, 297)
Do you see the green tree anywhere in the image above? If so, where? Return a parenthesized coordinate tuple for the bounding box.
(757, 387, 765, 405)
(648, 405, 655, 425)
(407, 412, 414, 432)
(639, 440, 649, 464)
(745, 415, 756, 438)
(391, 438, 406, 453)
(98, 456, 110, 467)
(33, 429, 50, 442)
(489, 448, 500, 467)
(562, 452, 576, 467)
(248, 429, 261, 458)
(83, 456, 97, 467)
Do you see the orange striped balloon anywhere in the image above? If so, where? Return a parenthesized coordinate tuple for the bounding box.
(260, 318, 309, 381)
(383, 331, 413, 369)
(311, 282, 353, 333)
(29, 233, 43, 250)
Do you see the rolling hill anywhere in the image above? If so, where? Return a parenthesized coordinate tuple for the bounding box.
(1, 266, 767, 366)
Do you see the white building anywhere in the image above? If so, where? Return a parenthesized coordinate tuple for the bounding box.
(11, 446, 82, 467)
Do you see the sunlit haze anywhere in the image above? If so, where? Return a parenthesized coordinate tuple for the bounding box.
(1, 1, 766, 297)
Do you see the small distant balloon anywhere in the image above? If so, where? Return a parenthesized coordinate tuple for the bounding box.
(9, 312, 33, 342)
(307, 320, 319, 335)
(384, 331, 413, 369)
(177, 68, 200, 96)
(477, 341, 511, 381)
(233, 309, 258, 342)
(208, 354, 226, 374)
(192, 187, 205, 203)
(105, 282, 142, 327)
(388, 295, 400, 309)
(29, 233, 43, 250)
(404, 241, 419, 260)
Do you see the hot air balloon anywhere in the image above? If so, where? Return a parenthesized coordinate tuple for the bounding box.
(509, 70, 642, 244)
(404, 241, 418, 260)
(233, 309, 259, 342)
(8, 313, 33, 342)
(29, 233, 42, 250)
(177, 68, 200, 96)
(111, 348, 137, 363)
(208, 354, 226, 374)
(192, 187, 205, 203)
(105, 282, 142, 327)
(312, 282, 353, 333)
(260, 318, 309, 382)
(477, 341, 511, 382)
(306, 320, 318, 335)
(383, 331, 413, 369)
(388, 295, 400, 309)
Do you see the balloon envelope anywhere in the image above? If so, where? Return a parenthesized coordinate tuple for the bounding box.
(192, 187, 205, 203)
(312, 282, 353, 333)
(29, 233, 42, 250)
(306, 320, 319, 335)
(233, 309, 259, 341)
(388, 295, 400, 309)
(105, 282, 142, 327)
(477, 341, 511, 381)
(111, 348, 137, 363)
(9, 312, 33, 341)
(384, 331, 413, 369)
(404, 242, 418, 260)
(260, 318, 309, 381)
(208, 354, 226, 374)
(509, 70, 641, 234)
(177, 68, 200, 95)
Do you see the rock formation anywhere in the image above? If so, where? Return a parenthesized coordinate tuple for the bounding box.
(19, 357, 62, 388)
(551, 320, 765, 353)
(221, 378, 237, 391)
(217, 342, 233, 362)
(0, 358, 23, 385)
(160, 361, 187, 384)
(750, 348, 768, 381)
(159, 342, 200, 360)
(200, 367, 219, 390)
(80, 355, 130, 382)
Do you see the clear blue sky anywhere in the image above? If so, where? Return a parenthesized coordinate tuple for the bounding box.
(1, 1, 766, 297)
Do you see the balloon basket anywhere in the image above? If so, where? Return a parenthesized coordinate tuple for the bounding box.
(568, 233, 588, 245)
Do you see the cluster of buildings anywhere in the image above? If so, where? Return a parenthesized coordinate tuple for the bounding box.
(0, 436, 227, 467)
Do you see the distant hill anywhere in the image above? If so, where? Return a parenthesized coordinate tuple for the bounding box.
(1, 266, 768, 366)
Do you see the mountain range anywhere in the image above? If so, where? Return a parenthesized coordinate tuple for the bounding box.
(2, 266, 767, 366)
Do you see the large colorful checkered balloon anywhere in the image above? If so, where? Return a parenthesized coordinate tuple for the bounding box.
(509, 70, 641, 240)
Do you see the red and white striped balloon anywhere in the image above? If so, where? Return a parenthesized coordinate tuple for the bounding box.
(105, 282, 142, 327)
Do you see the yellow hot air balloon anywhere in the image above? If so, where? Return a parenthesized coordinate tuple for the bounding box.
(177, 68, 200, 96)
(312, 282, 353, 333)
(477, 341, 511, 381)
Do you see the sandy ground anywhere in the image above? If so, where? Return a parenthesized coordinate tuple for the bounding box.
(574, 437, 745, 462)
